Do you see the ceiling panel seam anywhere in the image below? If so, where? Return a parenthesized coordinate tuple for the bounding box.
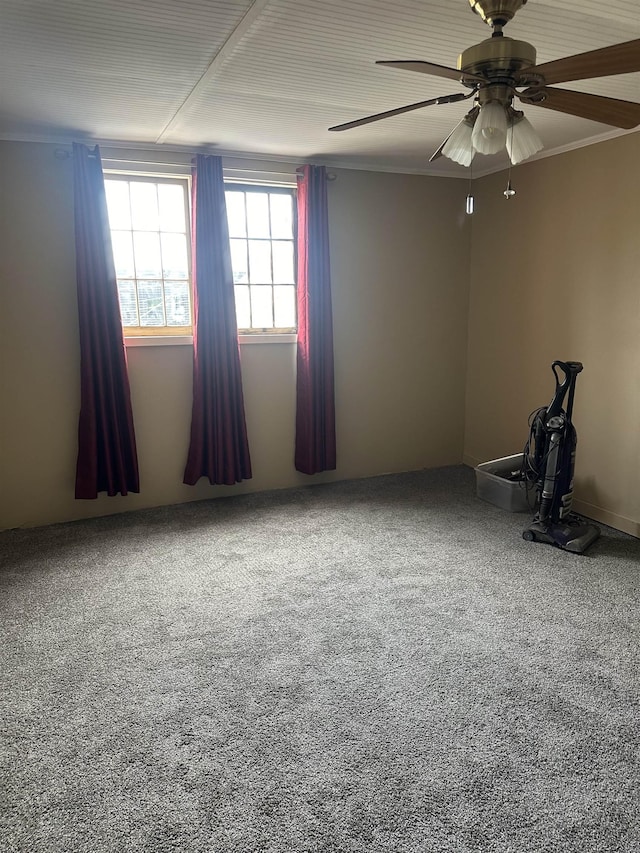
(155, 0, 273, 144)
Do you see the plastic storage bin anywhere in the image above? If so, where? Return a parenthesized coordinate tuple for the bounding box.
(475, 453, 533, 513)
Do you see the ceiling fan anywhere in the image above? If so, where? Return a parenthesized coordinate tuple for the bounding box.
(329, 0, 640, 166)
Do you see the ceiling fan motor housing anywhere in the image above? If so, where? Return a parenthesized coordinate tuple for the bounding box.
(459, 36, 537, 80)
(468, 0, 527, 27)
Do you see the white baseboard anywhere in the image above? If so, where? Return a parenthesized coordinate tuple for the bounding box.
(572, 500, 639, 539)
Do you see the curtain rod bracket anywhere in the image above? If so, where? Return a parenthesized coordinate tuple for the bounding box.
(296, 166, 337, 181)
(55, 146, 98, 159)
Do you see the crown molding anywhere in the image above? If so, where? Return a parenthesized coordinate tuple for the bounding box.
(1, 126, 637, 180)
(468, 126, 638, 177)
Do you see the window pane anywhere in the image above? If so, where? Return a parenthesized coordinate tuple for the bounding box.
(105, 181, 131, 229)
(250, 285, 273, 328)
(117, 280, 139, 326)
(225, 192, 246, 238)
(234, 285, 251, 328)
(274, 285, 296, 328)
(107, 178, 194, 334)
(137, 281, 165, 326)
(158, 184, 186, 232)
(111, 231, 135, 278)
(164, 281, 191, 326)
(270, 194, 293, 239)
(230, 239, 248, 284)
(246, 193, 270, 238)
(248, 240, 272, 283)
(272, 241, 294, 284)
(130, 182, 159, 231)
(161, 233, 189, 280)
(133, 232, 162, 277)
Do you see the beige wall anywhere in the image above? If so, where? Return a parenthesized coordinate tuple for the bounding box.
(0, 142, 471, 529)
(464, 132, 640, 536)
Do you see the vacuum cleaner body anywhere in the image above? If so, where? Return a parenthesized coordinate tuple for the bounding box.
(522, 361, 600, 554)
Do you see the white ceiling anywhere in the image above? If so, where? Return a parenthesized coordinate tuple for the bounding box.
(1, 0, 639, 176)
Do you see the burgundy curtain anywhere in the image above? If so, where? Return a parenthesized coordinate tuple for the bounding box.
(73, 142, 139, 499)
(183, 154, 252, 485)
(295, 165, 336, 474)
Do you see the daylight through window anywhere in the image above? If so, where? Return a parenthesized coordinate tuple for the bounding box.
(226, 186, 296, 332)
(105, 176, 297, 337)
(105, 176, 192, 335)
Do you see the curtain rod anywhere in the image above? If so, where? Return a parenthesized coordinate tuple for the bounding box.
(102, 158, 300, 176)
(54, 148, 336, 178)
(56, 150, 290, 172)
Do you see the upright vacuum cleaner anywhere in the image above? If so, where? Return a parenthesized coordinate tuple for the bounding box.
(522, 360, 600, 554)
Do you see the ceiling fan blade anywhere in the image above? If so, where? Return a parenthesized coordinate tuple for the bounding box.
(519, 87, 640, 129)
(376, 60, 485, 84)
(328, 92, 471, 132)
(521, 39, 640, 85)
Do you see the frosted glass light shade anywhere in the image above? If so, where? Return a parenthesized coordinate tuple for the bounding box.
(441, 119, 475, 167)
(472, 101, 508, 154)
(507, 116, 544, 164)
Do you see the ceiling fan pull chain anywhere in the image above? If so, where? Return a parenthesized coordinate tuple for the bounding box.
(504, 124, 517, 199)
(466, 161, 475, 215)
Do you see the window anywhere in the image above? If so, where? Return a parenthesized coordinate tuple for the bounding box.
(226, 185, 297, 332)
(105, 176, 192, 336)
(104, 176, 296, 338)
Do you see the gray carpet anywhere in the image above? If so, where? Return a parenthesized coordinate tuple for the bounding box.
(1, 465, 639, 853)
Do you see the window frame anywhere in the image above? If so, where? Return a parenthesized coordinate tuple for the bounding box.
(104, 172, 193, 338)
(224, 182, 298, 336)
(104, 170, 298, 343)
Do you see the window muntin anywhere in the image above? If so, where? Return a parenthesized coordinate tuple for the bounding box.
(105, 176, 192, 336)
(225, 185, 296, 333)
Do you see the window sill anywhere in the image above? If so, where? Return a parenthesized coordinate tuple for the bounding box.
(125, 336, 193, 347)
(239, 333, 297, 345)
(124, 333, 297, 347)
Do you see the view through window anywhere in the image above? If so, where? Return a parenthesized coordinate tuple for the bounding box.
(104, 176, 296, 337)
(225, 186, 296, 331)
(105, 176, 191, 335)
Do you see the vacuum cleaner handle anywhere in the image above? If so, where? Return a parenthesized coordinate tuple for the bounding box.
(547, 361, 583, 419)
(551, 360, 583, 378)
(560, 361, 583, 374)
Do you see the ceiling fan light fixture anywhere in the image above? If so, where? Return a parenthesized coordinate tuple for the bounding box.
(442, 118, 476, 166)
(471, 101, 508, 154)
(507, 114, 544, 164)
